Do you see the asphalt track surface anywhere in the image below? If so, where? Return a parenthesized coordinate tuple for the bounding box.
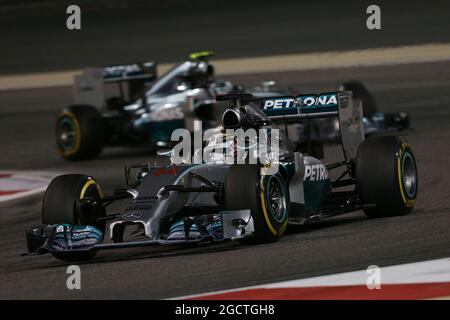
(1, 60, 450, 299)
(1, 0, 450, 74)
(1, 0, 450, 300)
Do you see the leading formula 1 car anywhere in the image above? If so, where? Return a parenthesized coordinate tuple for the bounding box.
(25, 91, 418, 261)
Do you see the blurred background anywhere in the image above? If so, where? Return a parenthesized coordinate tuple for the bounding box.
(1, 0, 450, 299)
(1, 0, 450, 74)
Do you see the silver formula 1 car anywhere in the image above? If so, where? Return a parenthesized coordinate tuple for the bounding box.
(25, 91, 418, 261)
(55, 51, 238, 161)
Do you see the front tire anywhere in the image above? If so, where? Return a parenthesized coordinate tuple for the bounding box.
(55, 105, 105, 161)
(356, 136, 418, 218)
(224, 165, 289, 243)
(42, 174, 106, 260)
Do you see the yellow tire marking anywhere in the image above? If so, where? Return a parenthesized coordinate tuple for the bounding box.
(260, 178, 279, 236)
(397, 143, 416, 207)
(279, 220, 288, 236)
(78, 179, 103, 225)
(56, 111, 81, 157)
(97, 183, 104, 198)
(79, 179, 96, 200)
(76, 179, 96, 225)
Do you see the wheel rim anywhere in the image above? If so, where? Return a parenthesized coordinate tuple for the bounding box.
(266, 176, 287, 223)
(57, 116, 77, 151)
(402, 152, 417, 198)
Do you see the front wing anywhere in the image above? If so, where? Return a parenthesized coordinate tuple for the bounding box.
(23, 210, 254, 256)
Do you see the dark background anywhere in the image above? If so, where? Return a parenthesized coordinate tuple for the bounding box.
(1, 0, 450, 299)
(1, 0, 449, 74)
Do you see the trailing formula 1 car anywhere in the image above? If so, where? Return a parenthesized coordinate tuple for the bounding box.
(25, 90, 418, 261)
(55, 51, 238, 161)
(317, 81, 409, 141)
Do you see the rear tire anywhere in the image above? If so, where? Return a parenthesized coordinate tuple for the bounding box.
(224, 165, 289, 243)
(356, 136, 418, 218)
(55, 105, 105, 161)
(338, 81, 377, 117)
(42, 174, 106, 260)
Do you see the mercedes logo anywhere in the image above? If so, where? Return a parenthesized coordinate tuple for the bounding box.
(122, 212, 143, 220)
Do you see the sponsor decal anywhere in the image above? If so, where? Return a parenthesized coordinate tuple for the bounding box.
(71, 226, 98, 238)
(148, 107, 184, 122)
(301, 94, 338, 108)
(263, 93, 338, 115)
(263, 98, 296, 110)
(73, 226, 92, 232)
(104, 64, 142, 78)
(304, 164, 328, 181)
(72, 231, 91, 237)
(153, 166, 178, 176)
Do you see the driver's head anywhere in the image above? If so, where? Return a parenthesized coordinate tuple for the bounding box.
(188, 61, 214, 87)
(206, 64, 215, 81)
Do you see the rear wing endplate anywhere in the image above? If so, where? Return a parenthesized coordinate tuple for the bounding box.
(261, 91, 364, 161)
(102, 62, 156, 82)
(73, 61, 156, 108)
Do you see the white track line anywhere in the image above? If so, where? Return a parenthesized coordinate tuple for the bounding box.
(172, 257, 450, 299)
(0, 171, 57, 204)
(1, 43, 450, 90)
(0, 187, 47, 203)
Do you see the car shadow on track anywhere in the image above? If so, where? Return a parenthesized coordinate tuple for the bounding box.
(38, 242, 244, 269)
(285, 214, 367, 235)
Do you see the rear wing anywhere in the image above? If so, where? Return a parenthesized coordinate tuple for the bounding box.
(102, 62, 156, 82)
(261, 91, 364, 161)
(73, 61, 157, 108)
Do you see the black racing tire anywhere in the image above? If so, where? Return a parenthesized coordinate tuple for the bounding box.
(42, 174, 106, 260)
(356, 136, 418, 218)
(224, 165, 289, 243)
(338, 81, 377, 117)
(55, 105, 105, 161)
